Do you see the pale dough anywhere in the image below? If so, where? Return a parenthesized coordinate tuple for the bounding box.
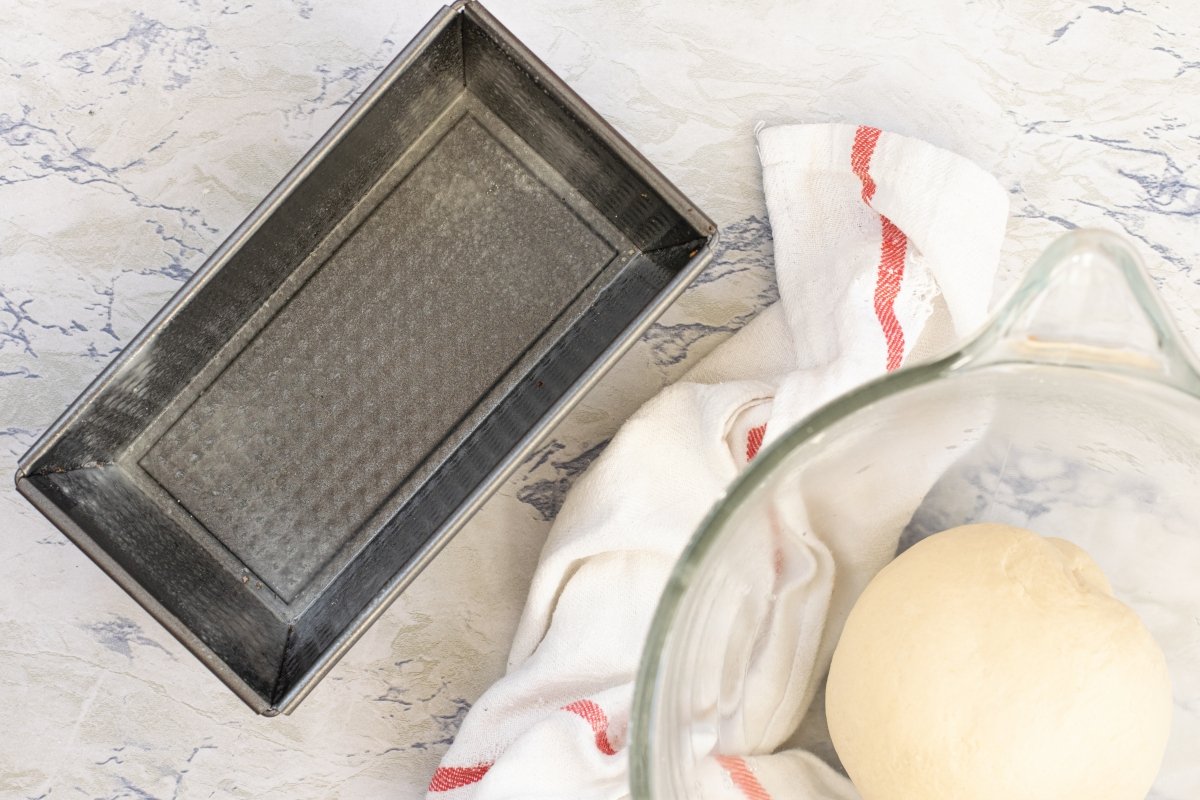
(825, 523, 1172, 800)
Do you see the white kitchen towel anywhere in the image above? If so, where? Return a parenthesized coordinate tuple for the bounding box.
(425, 124, 1009, 799)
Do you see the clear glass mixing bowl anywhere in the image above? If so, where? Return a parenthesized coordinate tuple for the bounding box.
(631, 230, 1200, 799)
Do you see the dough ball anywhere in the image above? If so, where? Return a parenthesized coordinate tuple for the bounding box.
(825, 523, 1172, 800)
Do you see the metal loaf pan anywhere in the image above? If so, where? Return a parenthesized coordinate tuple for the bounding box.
(16, 0, 715, 714)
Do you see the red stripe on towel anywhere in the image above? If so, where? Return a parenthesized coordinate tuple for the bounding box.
(716, 755, 773, 800)
(875, 216, 907, 371)
(850, 125, 881, 203)
(563, 699, 617, 756)
(428, 763, 493, 792)
(851, 125, 908, 371)
(429, 699, 617, 792)
(745, 423, 767, 462)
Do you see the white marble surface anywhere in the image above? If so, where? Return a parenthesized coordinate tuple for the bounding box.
(2, 0, 1199, 797)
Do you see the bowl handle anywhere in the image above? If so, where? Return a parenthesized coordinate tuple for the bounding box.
(955, 229, 1200, 395)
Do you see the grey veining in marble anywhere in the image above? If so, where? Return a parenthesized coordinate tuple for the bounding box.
(3, 0, 1200, 797)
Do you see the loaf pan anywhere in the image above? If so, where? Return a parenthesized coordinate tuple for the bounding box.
(15, 0, 715, 714)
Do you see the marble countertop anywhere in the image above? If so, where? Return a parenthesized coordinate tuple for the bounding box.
(2, 1, 1199, 797)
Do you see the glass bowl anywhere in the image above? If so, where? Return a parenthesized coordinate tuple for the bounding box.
(631, 230, 1200, 799)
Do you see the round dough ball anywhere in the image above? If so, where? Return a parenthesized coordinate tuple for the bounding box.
(825, 523, 1172, 800)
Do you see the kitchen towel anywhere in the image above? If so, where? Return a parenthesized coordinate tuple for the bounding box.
(426, 123, 1009, 799)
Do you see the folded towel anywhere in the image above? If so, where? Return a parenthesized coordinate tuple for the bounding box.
(426, 123, 1009, 799)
